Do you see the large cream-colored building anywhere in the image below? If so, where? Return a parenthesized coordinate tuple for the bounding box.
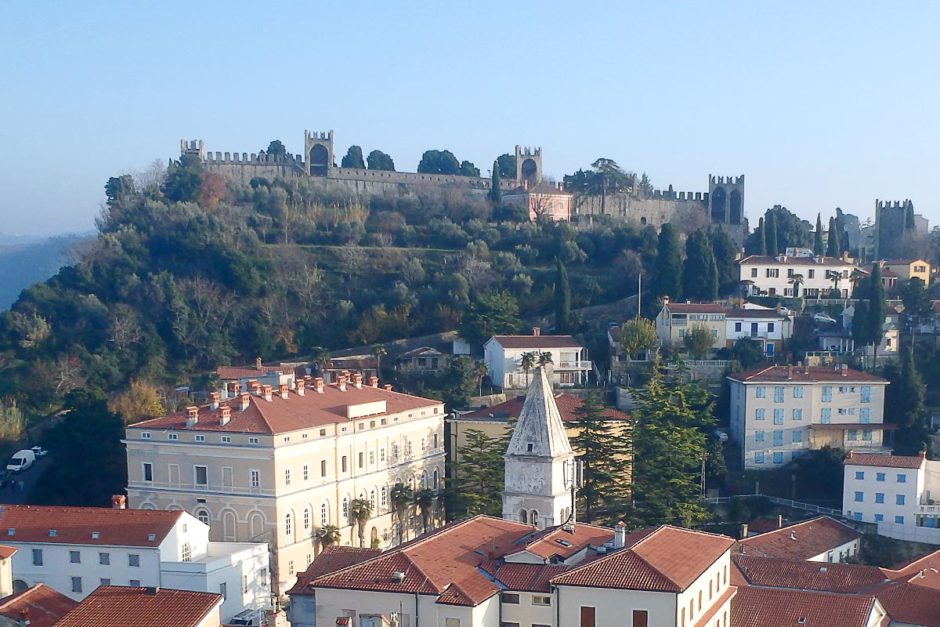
(728, 365, 889, 470)
(124, 374, 445, 597)
(739, 253, 859, 298)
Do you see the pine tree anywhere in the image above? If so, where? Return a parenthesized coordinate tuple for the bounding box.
(826, 217, 841, 258)
(814, 214, 825, 255)
(629, 358, 714, 527)
(554, 258, 572, 333)
(489, 160, 501, 205)
(757, 217, 767, 255)
(683, 230, 718, 301)
(765, 210, 778, 256)
(652, 224, 682, 300)
(452, 429, 505, 516)
(571, 395, 631, 523)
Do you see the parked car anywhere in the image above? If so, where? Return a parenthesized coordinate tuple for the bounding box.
(813, 313, 837, 325)
(30, 446, 48, 458)
(229, 609, 266, 626)
(6, 449, 36, 472)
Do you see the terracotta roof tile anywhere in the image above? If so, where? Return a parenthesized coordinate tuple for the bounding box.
(130, 381, 441, 435)
(552, 526, 734, 592)
(0, 584, 77, 627)
(729, 365, 887, 384)
(0, 505, 182, 547)
(732, 555, 888, 593)
(287, 546, 382, 596)
(874, 571, 940, 626)
(511, 524, 613, 560)
(487, 563, 569, 593)
(737, 516, 860, 561)
(55, 586, 222, 627)
(461, 394, 629, 423)
(739, 255, 857, 267)
(843, 451, 925, 469)
(487, 335, 583, 349)
(663, 302, 728, 313)
(0, 545, 15, 559)
(730, 586, 878, 627)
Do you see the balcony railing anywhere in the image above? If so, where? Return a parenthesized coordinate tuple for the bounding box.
(557, 361, 592, 370)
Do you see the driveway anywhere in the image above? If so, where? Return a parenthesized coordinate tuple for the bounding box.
(0, 455, 51, 504)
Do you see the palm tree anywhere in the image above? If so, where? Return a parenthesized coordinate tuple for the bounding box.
(349, 498, 372, 547)
(371, 344, 387, 378)
(826, 270, 842, 298)
(788, 273, 804, 300)
(415, 488, 435, 535)
(311, 346, 331, 377)
(316, 524, 341, 548)
(520, 352, 536, 386)
(537, 351, 554, 367)
(473, 362, 488, 398)
(390, 482, 414, 545)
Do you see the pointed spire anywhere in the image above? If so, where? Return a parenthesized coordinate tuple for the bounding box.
(505, 367, 573, 457)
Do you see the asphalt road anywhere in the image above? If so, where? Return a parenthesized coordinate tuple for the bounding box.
(0, 455, 51, 504)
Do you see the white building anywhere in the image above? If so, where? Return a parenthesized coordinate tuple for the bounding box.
(737, 516, 861, 563)
(739, 254, 859, 298)
(842, 451, 940, 544)
(728, 365, 889, 470)
(484, 328, 591, 389)
(125, 374, 445, 596)
(0, 503, 267, 623)
(501, 367, 576, 529)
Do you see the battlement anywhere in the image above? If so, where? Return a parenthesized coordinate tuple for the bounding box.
(709, 174, 745, 186)
(180, 139, 205, 159)
(875, 199, 913, 209)
(515, 145, 542, 157)
(305, 129, 334, 142)
(649, 186, 708, 202)
(203, 150, 304, 166)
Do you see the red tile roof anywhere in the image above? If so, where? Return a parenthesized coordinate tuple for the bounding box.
(130, 381, 441, 435)
(874, 570, 940, 626)
(729, 365, 887, 384)
(55, 586, 222, 627)
(310, 516, 606, 606)
(737, 516, 860, 561)
(663, 302, 728, 313)
(287, 546, 382, 596)
(844, 451, 926, 469)
(552, 526, 734, 592)
(485, 563, 569, 593)
(488, 335, 583, 349)
(511, 523, 613, 560)
(0, 584, 77, 627)
(0, 545, 15, 559)
(0, 505, 182, 547)
(732, 555, 888, 593)
(739, 255, 857, 267)
(461, 393, 629, 424)
(730, 586, 879, 627)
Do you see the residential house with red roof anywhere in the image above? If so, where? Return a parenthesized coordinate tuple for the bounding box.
(738, 252, 859, 299)
(0, 583, 77, 627)
(654, 300, 792, 358)
(737, 516, 861, 563)
(125, 375, 445, 597)
(0, 503, 266, 623)
(484, 328, 592, 389)
(54, 585, 223, 627)
(728, 365, 889, 470)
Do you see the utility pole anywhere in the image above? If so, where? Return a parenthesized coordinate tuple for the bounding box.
(636, 271, 642, 321)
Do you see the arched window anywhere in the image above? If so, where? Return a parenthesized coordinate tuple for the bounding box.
(249, 512, 265, 539)
(370, 490, 376, 511)
(196, 508, 210, 525)
(381, 486, 388, 508)
(342, 498, 349, 522)
(432, 470, 439, 491)
(181, 542, 192, 562)
(223, 510, 236, 542)
(520, 510, 528, 524)
(320, 503, 328, 527)
(303, 508, 311, 530)
(420, 472, 428, 490)
(285, 512, 293, 538)
(530, 510, 539, 527)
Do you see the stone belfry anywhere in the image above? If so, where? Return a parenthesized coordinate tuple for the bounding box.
(502, 367, 576, 529)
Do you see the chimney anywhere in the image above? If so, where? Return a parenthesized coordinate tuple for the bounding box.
(296, 381, 305, 396)
(352, 373, 363, 389)
(613, 521, 627, 549)
(220, 405, 231, 426)
(279, 383, 289, 400)
(663, 295, 670, 305)
(209, 392, 220, 410)
(262, 385, 273, 401)
(532, 326, 541, 337)
(384, 384, 393, 391)
(314, 377, 324, 393)
(338, 375, 347, 392)
(248, 380, 260, 395)
(777, 514, 784, 528)
(789, 531, 797, 541)
(841, 363, 848, 376)
(145, 586, 159, 596)
(740, 523, 749, 539)
(185, 406, 199, 427)
(240, 393, 250, 411)
(111, 495, 127, 510)
(787, 365, 793, 380)
(256, 356, 263, 371)
(369, 375, 379, 388)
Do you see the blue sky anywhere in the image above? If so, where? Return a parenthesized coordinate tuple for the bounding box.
(2, 2, 938, 236)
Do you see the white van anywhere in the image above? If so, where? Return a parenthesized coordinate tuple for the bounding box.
(6, 449, 35, 472)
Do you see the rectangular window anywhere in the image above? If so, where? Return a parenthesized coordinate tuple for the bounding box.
(860, 408, 871, 424)
(792, 408, 803, 421)
(195, 435, 205, 442)
(898, 474, 907, 483)
(69, 550, 80, 564)
(303, 465, 309, 481)
(221, 436, 231, 443)
(792, 430, 803, 443)
(768, 322, 775, 333)
(168, 433, 178, 441)
(755, 409, 765, 421)
(249, 437, 259, 444)
(99, 552, 110, 565)
(875, 514, 884, 522)
(140, 432, 151, 439)
(734, 322, 742, 332)
(501, 593, 520, 604)
(774, 387, 784, 402)
(793, 386, 804, 399)
(130, 579, 141, 587)
(71, 577, 82, 594)
(755, 430, 764, 442)
(194, 465, 208, 486)
(895, 515, 905, 525)
(321, 460, 327, 477)
(380, 448, 386, 462)
(755, 452, 765, 464)
(100, 578, 110, 586)
(854, 491, 864, 502)
(773, 409, 784, 425)
(756, 386, 766, 399)
(129, 554, 140, 567)
(897, 494, 906, 505)
(358, 452, 364, 468)
(250, 469, 260, 488)
(855, 471, 865, 480)
(580, 606, 596, 627)
(876, 472, 885, 482)
(808, 269, 815, 279)
(875, 493, 884, 504)
(772, 431, 783, 446)
(821, 408, 832, 424)
(220, 582, 227, 600)
(863, 429, 872, 441)
(341, 456, 348, 473)
(369, 451, 374, 465)
(632, 610, 649, 627)
(32, 549, 42, 566)
(773, 451, 783, 464)
(861, 386, 871, 403)
(532, 595, 551, 606)
(142, 463, 153, 482)
(751, 268, 758, 278)
(822, 386, 832, 402)
(284, 469, 291, 485)
(445, 620, 460, 627)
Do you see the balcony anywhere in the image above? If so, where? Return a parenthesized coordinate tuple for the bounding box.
(557, 360, 592, 370)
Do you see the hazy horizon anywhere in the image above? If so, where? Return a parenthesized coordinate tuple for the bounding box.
(3, 2, 939, 236)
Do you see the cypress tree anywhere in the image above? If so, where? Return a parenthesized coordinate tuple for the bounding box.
(683, 230, 718, 301)
(489, 160, 501, 205)
(889, 346, 929, 455)
(826, 217, 841, 257)
(757, 217, 767, 255)
(765, 210, 778, 256)
(867, 263, 886, 363)
(653, 224, 683, 300)
(814, 213, 825, 255)
(554, 258, 572, 333)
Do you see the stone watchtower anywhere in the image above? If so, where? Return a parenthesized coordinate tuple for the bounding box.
(304, 130, 334, 176)
(502, 367, 575, 529)
(515, 145, 542, 188)
(708, 174, 745, 225)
